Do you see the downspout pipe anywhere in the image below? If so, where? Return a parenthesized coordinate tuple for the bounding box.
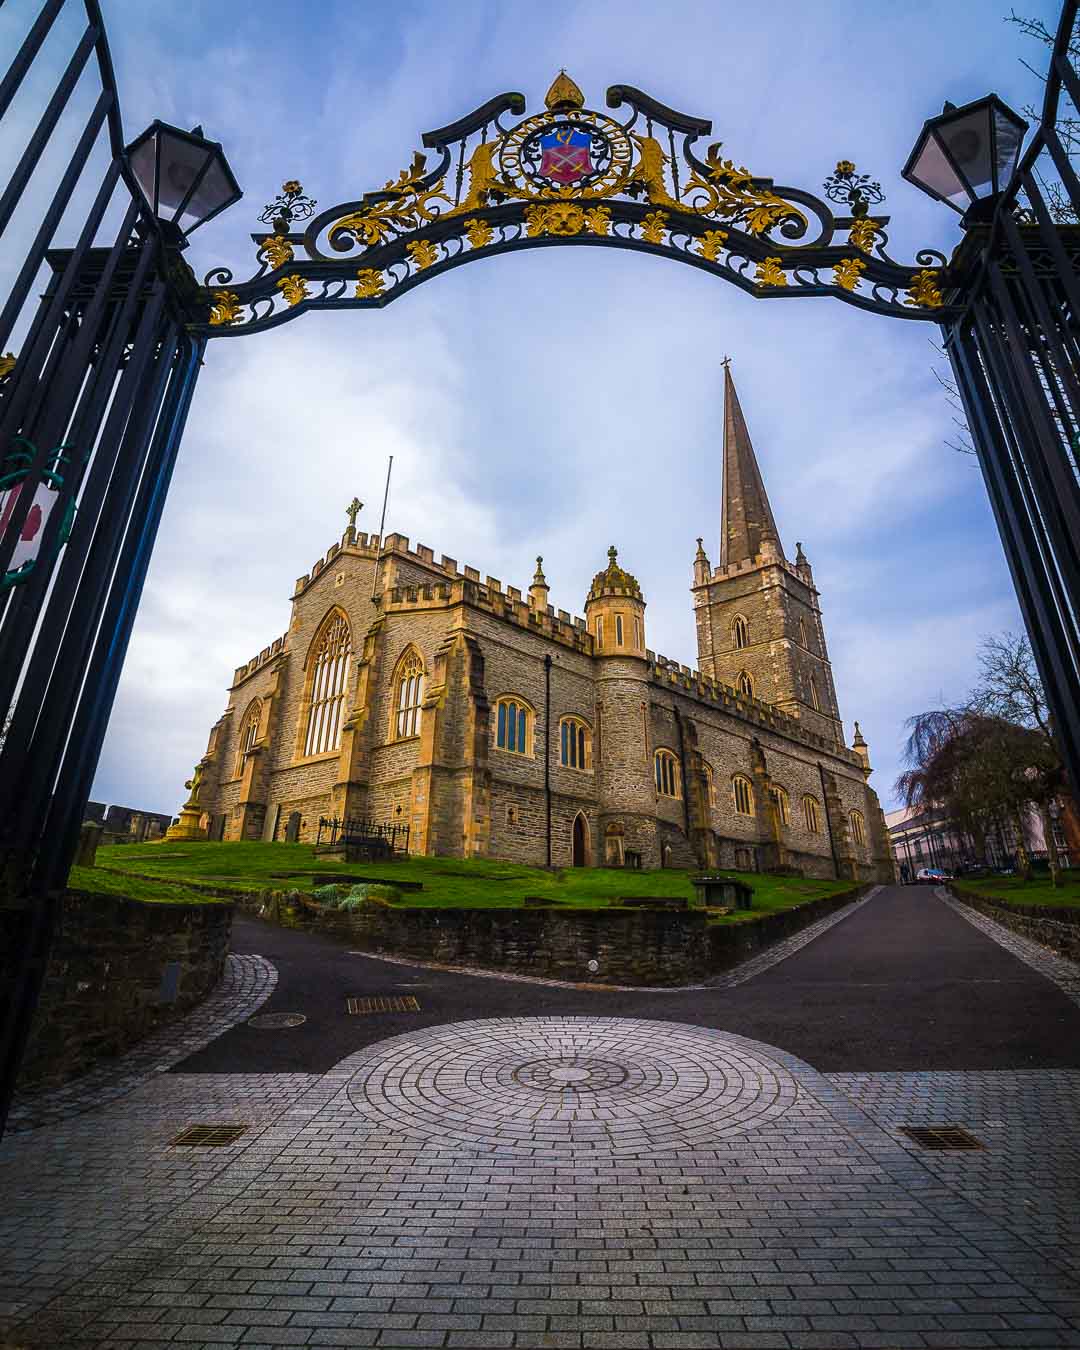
(817, 761, 841, 880)
(544, 654, 552, 868)
(673, 706, 692, 840)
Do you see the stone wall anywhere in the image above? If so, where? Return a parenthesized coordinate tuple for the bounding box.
(7, 890, 232, 1092)
(236, 883, 868, 986)
(947, 884, 1080, 962)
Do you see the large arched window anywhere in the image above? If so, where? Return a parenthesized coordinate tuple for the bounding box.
(732, 615, 749, 649)
(702, 760, 717, 808)
(732, 774, 754, 816)
(655, 748, 680, 798)
(496, 696, 532, 755)
(738, 670, 754, 699)
(234, 700, 261, 778)
(803, 794, 822, 833)
(560, 716, 592, 770)
(769, 784, 790, 825)
(302, 610, 352, 757)
(392, 647, 425, 740)
(850, 809, 866, 846)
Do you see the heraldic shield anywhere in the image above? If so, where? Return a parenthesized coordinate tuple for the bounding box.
(539, 126, 593, 185)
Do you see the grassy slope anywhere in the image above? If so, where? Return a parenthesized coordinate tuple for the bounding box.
(76, 842, 856, 921)
(952, 873, 1080, 909)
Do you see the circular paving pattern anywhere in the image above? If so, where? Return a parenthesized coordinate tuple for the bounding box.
(346, 1017, 798, 1155)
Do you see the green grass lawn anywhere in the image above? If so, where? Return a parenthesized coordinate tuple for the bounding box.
(952, 872, 1080, 909)
(74, 841, 857, 921)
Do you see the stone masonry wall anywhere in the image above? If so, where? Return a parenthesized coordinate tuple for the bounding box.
(8, 891, 232, 1092)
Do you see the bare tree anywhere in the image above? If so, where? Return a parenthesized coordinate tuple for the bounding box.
(1005, 9, 1080, 223)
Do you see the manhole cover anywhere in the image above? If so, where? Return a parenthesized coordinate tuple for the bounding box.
(899, 1124, 985, 1151)
(170, 1123, 248, 1147)
(248, 1012, 306, 1029)
(346, 996, 420, 1014)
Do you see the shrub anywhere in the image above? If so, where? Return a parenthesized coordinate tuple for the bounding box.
(312, 883, 349, 907)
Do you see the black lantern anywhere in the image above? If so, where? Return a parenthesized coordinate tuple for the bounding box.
(902, 94, 1028, 223)
(124, 121, 242, 243)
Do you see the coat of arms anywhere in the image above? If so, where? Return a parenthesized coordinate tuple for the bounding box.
(538, 126, 594, 186)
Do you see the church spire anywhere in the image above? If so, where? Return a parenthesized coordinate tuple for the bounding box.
(720, 362, 783, 568)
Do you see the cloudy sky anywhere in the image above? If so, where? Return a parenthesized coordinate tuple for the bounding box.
(2, 0, 1063, 816)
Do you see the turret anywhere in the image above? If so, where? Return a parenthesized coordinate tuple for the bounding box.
(852, 721, 872, 777)
(693, 537, 711, 587)
(528, 555, 550, 612)
(585, 545, 646, 656)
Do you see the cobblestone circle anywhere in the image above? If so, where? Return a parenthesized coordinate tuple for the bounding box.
(345, 1016, 799, 1155)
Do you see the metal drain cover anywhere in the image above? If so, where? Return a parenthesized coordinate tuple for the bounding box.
(347, 995, 420, 1014)
(170, 1123, 248, 1147)
(248, 1012, 307, 1029)
(899, 1124, 985, 1151)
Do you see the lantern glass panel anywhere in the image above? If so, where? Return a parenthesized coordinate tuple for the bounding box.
(156, 134, 214, 219)
(936, 105, 994, 200)
(912, 132, 971, 208)
(177, 154, 232, 232)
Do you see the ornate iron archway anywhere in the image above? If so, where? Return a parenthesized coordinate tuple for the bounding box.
(196, 71, 949, 335)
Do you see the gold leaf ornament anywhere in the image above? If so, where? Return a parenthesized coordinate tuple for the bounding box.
(464, 217, 494, 248)
(833, 257, 866, 291)
(329, 151, 451, 249)
(847, 217, 878, 253)
(0, 352, 15, 378)
(697, 229, 728, 261)
(755, 257, 787, 287)
(260, 235, 294, 268)
(355, 268, 385, 298)
(584, 206, 612, 235)
(209, 291, 243, 325)
(524, 203, 585, 236)
(277, 274, 309, 306)
(640, 210, 669, 244)
(905, 268, 945, 308)
(407, 239, 439, 269)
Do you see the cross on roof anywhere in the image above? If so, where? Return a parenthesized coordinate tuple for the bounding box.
(346, 496, 363, 529)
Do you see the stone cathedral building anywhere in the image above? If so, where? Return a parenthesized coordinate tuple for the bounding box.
(179, 368, 893, 882)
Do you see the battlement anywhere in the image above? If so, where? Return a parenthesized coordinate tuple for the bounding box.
(232, 632, 288, 687)
(647, 652, 858, 763)
(697, 553, 815, 588)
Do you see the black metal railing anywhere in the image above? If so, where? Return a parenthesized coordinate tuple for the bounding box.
(316, 816, 411, 856)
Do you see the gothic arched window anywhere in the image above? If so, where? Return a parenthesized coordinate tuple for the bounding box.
(655, 749, 680, 798)
(392, 647, 425, 740)
(809, 672, 821, 711)
(850, 809, 866, 846)
(496, 697, 533, 755)
(803, 794, 822, 833)
(769, 784, 790, 825)
(738, 670, 754, 699)
(560, 716, 592, 770)
(702, 761, 717, 808)
(732, 774, 754, 816)
(302, 610, 352, 757)
(234, 700, 261, 778)
(732, 615, 749, 649)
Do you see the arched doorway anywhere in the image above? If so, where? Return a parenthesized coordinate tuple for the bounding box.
(572, 814, 589, 868)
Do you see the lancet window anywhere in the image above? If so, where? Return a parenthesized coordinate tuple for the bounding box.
(560, 717, 592, 770)
(732, 774, 754, 816)
(738, 670, 754, 699)
(234, 700, 261, 778)
(803, 794, 822, 833)
(655, 749, 680, 798)
(850, 810, 866, 846)
(496, 697, 532, 755)
(393, 648, 425, 740)
(732, 615, 749, 649)
(302, 611, 351, 757)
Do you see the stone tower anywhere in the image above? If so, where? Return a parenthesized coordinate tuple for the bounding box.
(692, 364, 843, 746)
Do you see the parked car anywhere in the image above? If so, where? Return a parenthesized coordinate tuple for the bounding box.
(915, 867, 951, 884)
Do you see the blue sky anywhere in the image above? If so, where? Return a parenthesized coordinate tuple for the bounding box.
(1, 0, 1064, 817)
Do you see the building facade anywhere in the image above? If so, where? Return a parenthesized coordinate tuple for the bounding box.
(178, 368, 894, 882)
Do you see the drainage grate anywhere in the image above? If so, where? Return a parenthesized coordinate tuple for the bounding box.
(347, 995, 421, 1014)
(170, 1123, 248, 1147)
(898, 1124, 986, 1151)
(248, 1012, 306, 1029)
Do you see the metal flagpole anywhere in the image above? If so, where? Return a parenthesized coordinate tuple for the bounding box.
(370, 454, 394, 601)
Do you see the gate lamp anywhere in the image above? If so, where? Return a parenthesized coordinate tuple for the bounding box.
(902, 94, 1028, 225)
(125, 121, 242, 247)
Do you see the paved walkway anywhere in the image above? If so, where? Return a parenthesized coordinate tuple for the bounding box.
(2, 885, 1080, 1349)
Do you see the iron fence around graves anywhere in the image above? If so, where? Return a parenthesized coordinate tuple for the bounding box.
(315, 816, 410, 857)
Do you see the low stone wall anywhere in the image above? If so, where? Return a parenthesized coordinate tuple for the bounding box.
(947, 884, 1080, 962)
(236, 883, 869, 986)
(8, 890, 232, 1092)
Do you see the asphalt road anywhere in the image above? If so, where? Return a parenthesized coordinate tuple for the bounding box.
(174, 884, 1080, 1075)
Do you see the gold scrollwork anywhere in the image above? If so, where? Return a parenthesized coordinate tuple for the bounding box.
(355, 268, 385, 298)
(329, 152, 450, 249)
(209, 291, 243, 325)
(755, 257, 787, 287)
(277, 274, 309, 306)
(833, 257, 866, 292)
(847, 217, 878, 253)
(0, 352, 15, 378)
(585, 206, 611, 235)
(906, 268, 945, 308)
(685, 144, 806, 236)
(524, 203, 585, 236)
(640, 210, 669, 244)
(464, 217, 494, 248)
(260, 235, 294, 268)
(407, 239, 439, 269)
(697, 229, 729, 261)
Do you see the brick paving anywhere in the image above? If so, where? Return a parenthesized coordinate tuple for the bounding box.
(3, 1014, 1080, 1350)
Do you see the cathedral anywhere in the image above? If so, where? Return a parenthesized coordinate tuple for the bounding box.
(178, 367, 894, 882)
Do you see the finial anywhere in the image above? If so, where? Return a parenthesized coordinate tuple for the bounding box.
(853, 720, 866, 745)
(795, 540, 807, 563)
(721, 354, 732, 371)
(532, 555, 547, 584)
(608, 545, 618, 564)
(694, 536, 707, 558)
(545, 70, 585, 111)
(346, 496, 363, 529)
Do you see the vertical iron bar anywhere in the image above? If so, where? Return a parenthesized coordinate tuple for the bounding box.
(0, 0, 66, 123)
(0, 24, 98, 240)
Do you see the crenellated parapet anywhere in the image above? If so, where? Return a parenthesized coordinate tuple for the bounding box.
(231, 632, 288, 688)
